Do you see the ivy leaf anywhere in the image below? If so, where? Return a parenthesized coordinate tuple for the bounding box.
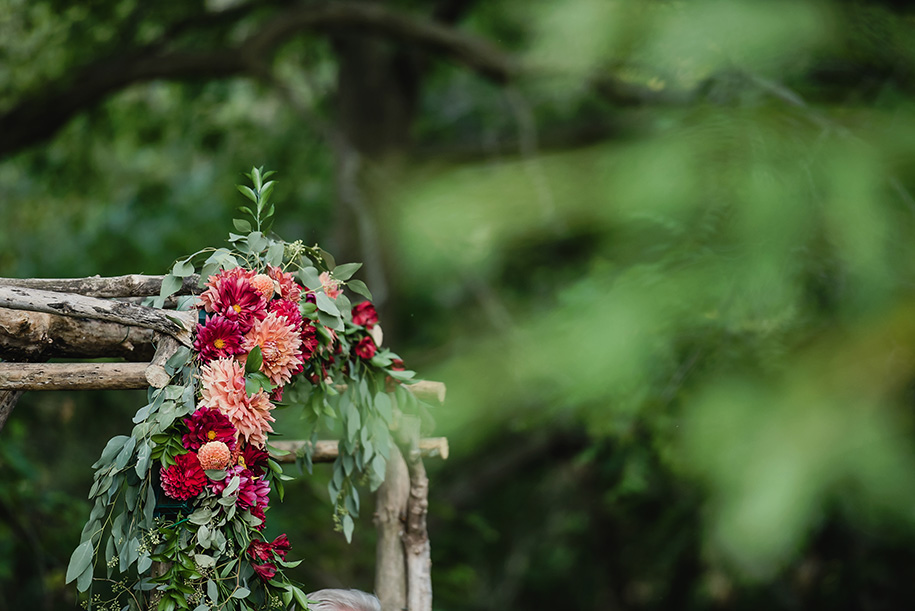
(66, 541, 94, 584)
(245, 345, 263, 375)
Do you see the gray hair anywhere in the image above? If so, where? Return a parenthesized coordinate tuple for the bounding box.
(305, 589, 381, 611)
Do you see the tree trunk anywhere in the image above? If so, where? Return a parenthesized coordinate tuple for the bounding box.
(374, 446, 410, 611)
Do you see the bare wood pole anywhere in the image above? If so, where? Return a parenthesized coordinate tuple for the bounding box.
(269, 438, 448, 464)
(0, 286, 197, 346)
(399, 416, 432, 611)
(0, 308, 156, 361)
(0, 363, 149, 390)
(374, 446, 410, 611)
(0, 275, 200, 298)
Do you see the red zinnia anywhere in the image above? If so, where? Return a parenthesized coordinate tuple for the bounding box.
(194, 315, 246, 363)
(354, 336, 377, 360)
(183, 406, 237, 451)
(351, 301, 378, 329)
(160, 452, 207, 501)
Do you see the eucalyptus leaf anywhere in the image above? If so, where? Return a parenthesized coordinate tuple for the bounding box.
(315, 292, 340, 315)
(231, 587, 251, 599)
(342, 514, 354, 543)
(233, 218, 252, 233)
(331, 262, 362, 281)
(66, 541, 94, 584)
(172, 259, 195, 278)
(347, 279, 373, 300)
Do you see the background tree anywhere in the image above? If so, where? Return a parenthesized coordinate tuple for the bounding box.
(3, 0, 915, 610)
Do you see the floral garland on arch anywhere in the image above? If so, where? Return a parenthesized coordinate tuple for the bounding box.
(66, 168, 423, 611)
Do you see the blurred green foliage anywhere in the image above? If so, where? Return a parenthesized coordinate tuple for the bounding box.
(3, 0, 915, 609)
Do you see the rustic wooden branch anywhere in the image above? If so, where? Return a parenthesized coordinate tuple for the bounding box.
(0, 275, 199, 298)
(0, 308, 156, 361)
(398, 416, 432, 611)
(145, 334, 182, 389)
(0, 286, 197, 346)
(0, 363, 149, 391)
(0, 390, 24, 432)
(374, 446, 410, 611)
(269, 438, 448, 463)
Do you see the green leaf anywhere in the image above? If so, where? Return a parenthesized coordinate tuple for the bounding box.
(159, 274, 182, 300)
(342, 514, 354, 543)
(207, 580, 218, 603)
(332, 262, 362, 281)
(247, 232, 267, 253)
(291, 586, 310, 609)
(233, 218, 252, 233)
(245, 345, 263, 374)
(66, 541, 94, 584)
(266, 242, 285, 267)
(172, 259, 195, 278)
(347, 279, 373, 300)
(237, 185, 257, 203)
(299, 267, 322, 290)
(231, 587, 251, 599)
(316, 292, 340, 316)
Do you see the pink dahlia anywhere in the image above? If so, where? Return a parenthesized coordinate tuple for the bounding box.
(238, 474, 271, 511)
(183, 406, 237, 451)
(244, 312, 303, 387)
(199, 358, 275, 448)
(198, 441, 232, 471)
(250, 274, 277, 301)
(268, 265, 302, 303)
(194, 316, 245, 363)
(351, 301, 378, 329)
(320, 271, 342, 299)
(354, 336, 377, 360)
(160, 452, 207, 500)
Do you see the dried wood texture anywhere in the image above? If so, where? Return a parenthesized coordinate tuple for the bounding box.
(269, 438, 448, 463)
(0, 390, 23, 432)
(374, 446, 410, 611)
(0, 286, 197, 345)
(0, 363, 149, 390)
(0, 275, 199, 297)
(399, 416, 432, 611)
(145, 333, 181, 388)
(406, 380, 446, 405)
(0, 308, 155, 361)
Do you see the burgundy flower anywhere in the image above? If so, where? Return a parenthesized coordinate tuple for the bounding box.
(194, 316, 246, 363)
(300, 323, 318, 361)
(354, 336, 377, 360)
(213, 277, 266, 332)
(160, 452, 207, 501)
(183, 407, 237, 451)
(271, 534, 291, 560)
(251, 561, 277, 581)
(210, 466, 270, 513)
(238, 444, 269, 477)
(351, 301, 378, 329)
(248, 539, 274, 562)
(268, 299, 303, 328)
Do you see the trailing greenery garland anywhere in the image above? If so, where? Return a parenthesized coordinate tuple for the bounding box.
(67, 168, 422, 611)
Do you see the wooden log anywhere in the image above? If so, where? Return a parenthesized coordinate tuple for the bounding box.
(0, 274, 200, 298)
(145, 333, 182, 388)
(0, 286, 197, 346)
(268, 438, 449, 463)
(0, 307, 156, 361)
(399, 416, 432, 611)
(374, 446, 410, 611)
(0, 363, 149, 390)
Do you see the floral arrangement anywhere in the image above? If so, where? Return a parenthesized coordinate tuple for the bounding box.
(67, 168, 421, 611)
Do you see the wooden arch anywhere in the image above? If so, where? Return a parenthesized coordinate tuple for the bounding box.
(0, 275, 447, 611)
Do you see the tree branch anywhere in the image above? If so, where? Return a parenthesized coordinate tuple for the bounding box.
(0, 274, 199, 298)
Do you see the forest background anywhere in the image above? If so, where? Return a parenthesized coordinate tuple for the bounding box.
(2, 1, 915, 609)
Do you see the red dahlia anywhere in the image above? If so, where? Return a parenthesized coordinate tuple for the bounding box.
(268, 299, 303, 328)
(194, 315, 245, 363)
(212, 277, 266, 333)
(238, 444, 269, 476)
(160, 452, 207, 500)
(183, 406, 237, 451)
